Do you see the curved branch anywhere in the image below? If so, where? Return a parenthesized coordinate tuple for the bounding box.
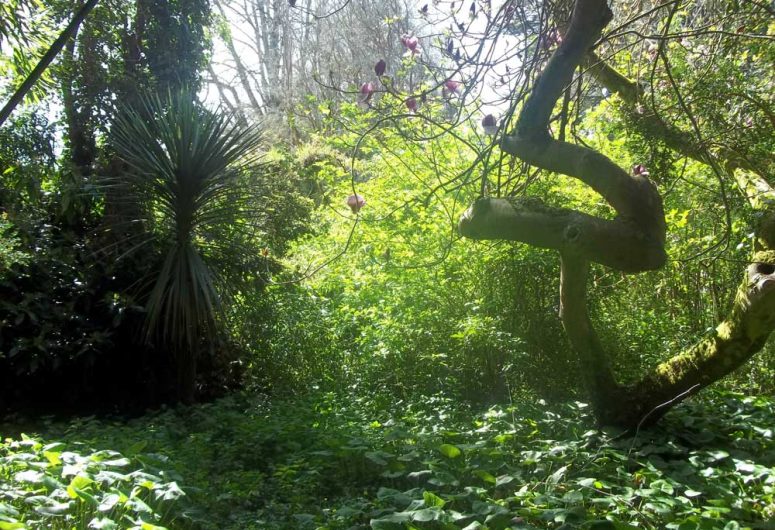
(460, 0, 666, 273)
(459, 197, 666, 272)
(458, 0, 775, 429)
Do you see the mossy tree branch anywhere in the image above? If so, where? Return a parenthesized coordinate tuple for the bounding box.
(458, 0, 775, 428)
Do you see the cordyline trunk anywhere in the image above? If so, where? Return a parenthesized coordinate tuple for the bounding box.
(458, 0, 775, 429)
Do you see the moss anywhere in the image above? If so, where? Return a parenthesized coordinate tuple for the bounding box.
(716, 321, 733, 341)
(752, 250, 775, 264)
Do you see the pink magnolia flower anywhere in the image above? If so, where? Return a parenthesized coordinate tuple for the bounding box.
(481, 114, 497, 136)
(401, 35, 420, 55)
(632, 164, 650, 177)
(444, 79, 461, 93)
(358, 82, 375, 108)
(347, 194, 366, 214)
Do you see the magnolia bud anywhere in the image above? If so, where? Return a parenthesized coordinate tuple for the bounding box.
(347, 194, 366, 213)
(482, 114, 497, 136)
(375, 59, 386, 77)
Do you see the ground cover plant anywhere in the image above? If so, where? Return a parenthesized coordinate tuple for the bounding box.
(3, 389, 775, 529)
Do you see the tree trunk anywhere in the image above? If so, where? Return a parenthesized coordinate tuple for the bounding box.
(0, 0, 100, 127)
(458, 0, 775, 429)
(177, 348, 197, 404)
(607, 251, 775, 427)
(61, 29, 96, 177)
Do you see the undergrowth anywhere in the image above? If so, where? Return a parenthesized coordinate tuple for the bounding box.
(2, 390, 774, 529)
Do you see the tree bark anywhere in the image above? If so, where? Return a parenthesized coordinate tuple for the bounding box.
(458, 0, 775, 429)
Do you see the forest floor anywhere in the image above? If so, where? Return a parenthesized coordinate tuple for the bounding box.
(1, 390, 775, 530)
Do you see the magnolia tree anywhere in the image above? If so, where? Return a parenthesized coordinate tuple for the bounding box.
(343, 0, 775, 428)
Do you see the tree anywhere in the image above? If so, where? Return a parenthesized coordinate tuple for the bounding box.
(454, 0, 775, 427)
(110, 90, 263, 404)
(207, 0, 418, 136)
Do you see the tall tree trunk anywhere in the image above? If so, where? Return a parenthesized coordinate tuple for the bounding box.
(0, 0, 99, 127)
(458, 0, 775, 429)
(61, 30, 96, 177)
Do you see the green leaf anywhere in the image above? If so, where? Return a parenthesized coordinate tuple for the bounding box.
(365, 451, 388, 465)
(734, 461, 755, 473)
(650, 479, 674, 495)
(438, 444, 462, 459)
(13, 471, 44, 484)
(370, 512, 411, 530)
(99, 458, 131, 468)
(68, 474, 94, 491)
(34, 501, 71, 516)
(411, 508, 441, 522)
(88, 518, 118, 530)
(126, 441, 148, 456)
(548, 465, 568, 484)
(292, 514, 315, 525)
(140, 523, 168, 530)
(495, 474, 516, 487)
(474, 469, 497, 484)
(97, 494, 121, 513)
(422, 491, 445, 508)
(427, 471, 459, 487)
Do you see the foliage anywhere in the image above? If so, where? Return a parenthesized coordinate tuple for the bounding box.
(4, 389, 775, 529)
(0, 435, 190, 529)
(0, 213, 28, 274)
(0, 110, 56, 210)
(0, 0, 36, 49)
(275, 112, 582, 402)
(109, 89, 267, 402)
(0, 97, 315, 413)
(271, 87, 775, 404)
(0, 223, 111, 376)
(0, 1, 58, 103)
(138, 0, 211, 93)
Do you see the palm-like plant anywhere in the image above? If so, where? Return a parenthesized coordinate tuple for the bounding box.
(111, 90, 262, 402)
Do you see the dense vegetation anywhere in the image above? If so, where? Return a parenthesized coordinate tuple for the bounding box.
(1, 0, 773, 528)
(3, 391, 775, 529)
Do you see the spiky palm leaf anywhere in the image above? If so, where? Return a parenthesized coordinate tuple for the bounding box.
(111, 90, 262, 355)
